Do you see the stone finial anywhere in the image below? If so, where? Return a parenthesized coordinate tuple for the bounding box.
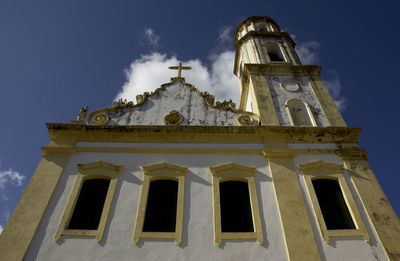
(70, 106, 89, 124)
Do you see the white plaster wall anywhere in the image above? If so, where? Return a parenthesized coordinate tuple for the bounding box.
(102, 82, 253, 126)
(267, 76, 330, 127)
(293, 154, 388, 261)
(25, 147, 288, 261)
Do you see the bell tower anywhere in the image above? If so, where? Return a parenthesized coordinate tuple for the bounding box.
(234, 16, 346, 127)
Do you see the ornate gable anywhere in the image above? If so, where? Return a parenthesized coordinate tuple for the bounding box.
(85, 78, 259, 126)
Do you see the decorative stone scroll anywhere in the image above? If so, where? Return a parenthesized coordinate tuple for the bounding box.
(164, 110, 183, 126)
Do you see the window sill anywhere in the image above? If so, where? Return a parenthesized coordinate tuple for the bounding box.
(133, 232, 181, 245)
(325, 228, 370, 243)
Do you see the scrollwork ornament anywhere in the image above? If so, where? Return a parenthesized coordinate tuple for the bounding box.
(237, 115, 255, 126)
(92, 113, 109, 125)
(164, 110, 183, 126)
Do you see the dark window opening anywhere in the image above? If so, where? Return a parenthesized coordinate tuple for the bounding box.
(219, 180, 254, 232)
(312, 179, 356, 230)
(143, 179, 178, 232)
(268, 51, 284, 62)
(68, 178, 110, 230)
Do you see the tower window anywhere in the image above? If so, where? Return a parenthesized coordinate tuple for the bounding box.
(312, 179, 355, 230)
(219, 180, 254, 232)
(68, 178, 110, 230)
(265, 43, 286, 62)
(256, 22, 270, 32)
(287, 99, 315, 126)
(143, 179, 178, 232)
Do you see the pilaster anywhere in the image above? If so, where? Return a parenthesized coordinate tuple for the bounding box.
(264, 144, 321, 261)
(339, 150, 400, 260)
(0, 154, 72, 261)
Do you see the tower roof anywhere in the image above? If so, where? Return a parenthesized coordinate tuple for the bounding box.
(234, 16, 281, 36)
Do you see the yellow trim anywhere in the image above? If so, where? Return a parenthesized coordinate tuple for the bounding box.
(298, 160, 370, 243)
(266, 156, 321, 260)
(54, 160, 124, 243)
(339, 157, 400, 260)
(0, 156, 70, 261)
(248, 74, 280, 125)
(45, 123, 362, 145)
(133, 162, 188, 245)
(209, 162, 264, 246)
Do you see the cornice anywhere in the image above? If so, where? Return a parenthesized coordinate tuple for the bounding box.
(46, 123, 362, 144)
(234, 31, 296, 49)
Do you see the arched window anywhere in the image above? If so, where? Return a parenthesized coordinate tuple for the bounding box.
(265, 43, 285, 62)
(312, 179, 355, 230)
(55, 161, 124, 242)
(210, 162, 264, 246)
(287, 99, 315, 126)
(68, 178, 110, 230)
(134, 162, 187, 245)
(219, 180, 254, 232)
(142, 179, 179, 232)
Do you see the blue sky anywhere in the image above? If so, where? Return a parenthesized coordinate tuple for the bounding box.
(0, 0, 399, 232)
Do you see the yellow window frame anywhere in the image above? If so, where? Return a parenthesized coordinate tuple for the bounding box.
(209, 162, 264, 246)
(54, 160, 124, 242)
(133, 162, 188, 246)
(298, 160, 370, 243)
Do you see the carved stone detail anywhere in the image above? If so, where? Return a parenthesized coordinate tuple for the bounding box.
(92, 113, 109, 125)
(237, 115, 255, 126)
(164, 110, 183, 126)
(70, 106, 89, 124)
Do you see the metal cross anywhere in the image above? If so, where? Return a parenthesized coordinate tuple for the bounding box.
(168, 62, 191, 78)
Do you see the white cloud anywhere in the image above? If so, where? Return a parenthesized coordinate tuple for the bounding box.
(323, 70, 347, 111)
(115, 51, 239, 105)
(0, 224, 3, 234)
(0, 168, 25, 190)
(144, 28, 160, 48)
(295, 41, 320, 65)
(218, 26, 233, 44)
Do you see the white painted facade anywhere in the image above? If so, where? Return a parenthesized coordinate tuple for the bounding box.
(26, 149, 287, 261)
(25, 142, 388, 260)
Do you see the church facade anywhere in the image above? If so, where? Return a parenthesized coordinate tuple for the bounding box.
(0, 16, 399, 261)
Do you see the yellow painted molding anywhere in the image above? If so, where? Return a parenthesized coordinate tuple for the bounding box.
(298, 160, 370, 243)
(54, 160, 124, 243)
(209, 162, 256, 177)
(297, 160, 343, 174)
(337, 148, 368, 160)
(46, 124, 362, 145)
(133, 162, 187, 245)
(77, 160, 124, 172)
(142, 162, 188, 175)
(266, 156, 321, 261)
(41, 146, 76, 156)
(243, 63, 321, 77)
(341, 159, 400, 260)
(0, 156, 70, 261)
(209, 163, 264, 246)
